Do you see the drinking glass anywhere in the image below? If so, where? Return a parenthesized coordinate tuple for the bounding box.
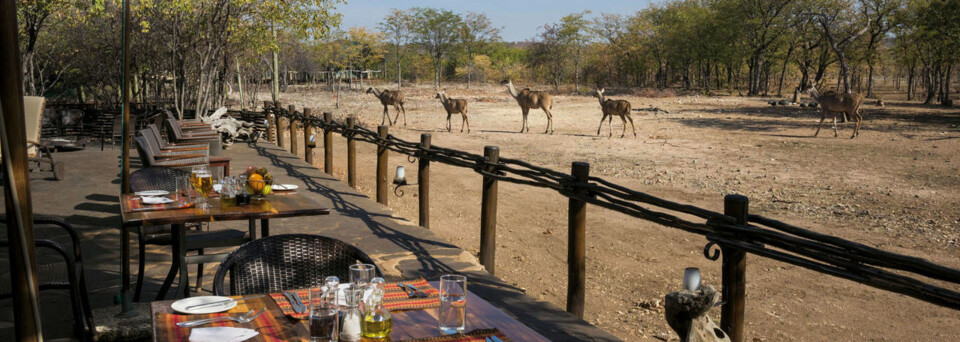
(309, 287, 339, 342)
(192, 166, 214, 209)
(220, 177, 237, 207)
(438, 274, 467, 335)
(175, 176, 193, 205)
(349, 264, 376, 288)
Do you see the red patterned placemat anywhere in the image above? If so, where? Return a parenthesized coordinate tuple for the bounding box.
(125, 196, 194, 212)
(395, 329, 511, 342)
(270, 278, 441, 319)
(154, 310, 290, 341)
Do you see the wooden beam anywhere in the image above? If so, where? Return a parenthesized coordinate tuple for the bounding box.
(0, 0, 42, 339)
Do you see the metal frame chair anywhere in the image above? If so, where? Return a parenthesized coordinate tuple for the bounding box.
(0, 216, 94, 341)
(213, 234, 381, 296)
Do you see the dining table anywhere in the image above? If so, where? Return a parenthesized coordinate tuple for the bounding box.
(151, 281, 551, 341)
(119, 191, 331, 301)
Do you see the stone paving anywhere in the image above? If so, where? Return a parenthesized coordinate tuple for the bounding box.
(0, 142, 619, 341)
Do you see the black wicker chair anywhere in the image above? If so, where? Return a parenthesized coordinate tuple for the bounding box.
(213, 234, 381, 296)
(0, 216, 94, 341)
(130, 167, 249, 300)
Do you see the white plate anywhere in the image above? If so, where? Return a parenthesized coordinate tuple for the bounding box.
(171, 296, 238, 314)
(273, 184, 298, 191)
(141, 197, 174, 205)
(135, 190, 169, 197)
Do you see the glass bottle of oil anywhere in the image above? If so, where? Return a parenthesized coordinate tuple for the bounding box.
(361, 278, 392, 339)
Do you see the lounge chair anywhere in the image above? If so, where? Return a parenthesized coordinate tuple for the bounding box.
(0, 96, 65, 180)
(163, 118, 222, 156)
(135, 136, 209, 169)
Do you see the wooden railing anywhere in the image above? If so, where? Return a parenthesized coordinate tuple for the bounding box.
(261, 101, 960, 342)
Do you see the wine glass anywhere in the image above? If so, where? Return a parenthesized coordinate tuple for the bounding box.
(192, 166, 214, 209)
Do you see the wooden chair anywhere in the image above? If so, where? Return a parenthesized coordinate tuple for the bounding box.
(213, 234, 381, 296)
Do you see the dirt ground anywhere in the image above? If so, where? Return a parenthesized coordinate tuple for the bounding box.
(248, 81, 960, 341)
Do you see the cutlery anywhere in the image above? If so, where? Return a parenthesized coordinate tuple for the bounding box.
(397, 283, 422, 298)
(403, 284, 429, 298)
(283, 293, 304, 314)
(290, 292, 306, 313)
(491, 336, 505, 342)
(184, 295, 263, 310)
(176, 308, 265, 328)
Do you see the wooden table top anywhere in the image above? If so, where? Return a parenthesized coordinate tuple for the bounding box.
(120, 192, 330, 227)
(151, 282, 550, 342)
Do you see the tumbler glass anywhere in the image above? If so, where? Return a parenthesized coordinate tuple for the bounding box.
(438, 274, 467, 335)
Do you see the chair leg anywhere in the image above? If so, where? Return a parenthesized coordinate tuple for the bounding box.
(195, 249, 204, 294)
(135, 238, 147, 302)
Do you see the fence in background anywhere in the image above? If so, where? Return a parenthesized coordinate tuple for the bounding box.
(262, 101, 960, 342)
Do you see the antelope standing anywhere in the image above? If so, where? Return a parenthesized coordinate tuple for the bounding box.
(594, 88, 637, 137)
(435, 89, 470, 133)
(804, 86, 864, 138)
(366, 87, 407, 126)
(500, 80, 555, 134)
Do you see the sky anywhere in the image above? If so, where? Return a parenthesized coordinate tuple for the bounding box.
(336, 0, 659, 43)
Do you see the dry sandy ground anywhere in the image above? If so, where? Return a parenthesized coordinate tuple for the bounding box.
(246, 82, 960, 341)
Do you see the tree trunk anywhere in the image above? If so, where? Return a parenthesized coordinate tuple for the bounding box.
(271, 27, 280, 103)
(236, 58, 244, 111)
(867, 62, 876, 98)
(396, 48, 402, 88)
(907, 65, 915, 101)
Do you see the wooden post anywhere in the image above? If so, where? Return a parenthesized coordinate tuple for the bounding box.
(347, 117, 357, 188)
(324, 112, 333, 174)
(479, 146, 500, 274)
(721, 194, 748, 342)
(303, 108, 313, 164)
(1, 0, 43, 337)
(288, 105, 297, 156)
(567, 162, 589, 318)
(376, 125, 389, 205)
(275, 101, 283, 148)
(419, 134, 431, 228)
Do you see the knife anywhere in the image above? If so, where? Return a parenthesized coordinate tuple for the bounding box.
(185, 295, 263, 310)
(290, 292, 306, 313)
(284, 292, 304, 314)
(491, 336, 505, 342)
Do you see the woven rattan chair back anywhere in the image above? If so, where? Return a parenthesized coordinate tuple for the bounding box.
(134, 136, 157, 166)
(165, 118, 186, 140)
(130, 167, 188, 193)
(140, 128, 165, 154)
(213, 234, 381, 296)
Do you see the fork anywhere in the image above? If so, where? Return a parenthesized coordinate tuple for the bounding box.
(176, 308, 266, 328)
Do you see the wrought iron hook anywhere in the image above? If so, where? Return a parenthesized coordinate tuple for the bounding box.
(703, 241, 722, 261)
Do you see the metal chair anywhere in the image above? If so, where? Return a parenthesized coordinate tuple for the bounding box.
(129, 167, 249, 300)
(213, 234, 381, 296)
(0, 216, 94, 341)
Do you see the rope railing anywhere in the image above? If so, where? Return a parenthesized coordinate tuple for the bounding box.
(263, 103, 960, 339)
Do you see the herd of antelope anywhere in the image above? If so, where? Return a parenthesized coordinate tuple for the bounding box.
(364, 80, 868, 139)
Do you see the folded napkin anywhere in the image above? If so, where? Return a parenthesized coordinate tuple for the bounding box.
(270, 278, 441, 319)
(189, 327, 258, 342)
(142, 196, 174, 204)
(395, 329, 511, 342)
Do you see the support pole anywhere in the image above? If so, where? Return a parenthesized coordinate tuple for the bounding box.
(347, 117, 357, 188)
(567, 162, 589, 318)
(1, 0, 43, 338)
(721, 194, 748, 342)
(479, 146, 500, 274)
(303, 108, 313, 164)
(275, 101, 283, 148)
(117, 0, 136, 318)
(376, 125, 389, 205)
(324, 112, 333, 174)
(288, 105, 297, 156)
(419, 134, 431, 228)
(263, 101, 275, 143)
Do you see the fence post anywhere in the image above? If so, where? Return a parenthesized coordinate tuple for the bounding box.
(304, 108, 313, 164)
(274, 101, 284, 148)
(721, 194, 748, 342)
(347, 117, 357, 188)
(479, 146, 500, 275)
(264, 101, 275, 143)
(567, 162, 589, 318)
(324, 112, 333, 174)
(419, 134, 431, 228)
(288, 105, 298, 156)
(376, 125, 389, 205)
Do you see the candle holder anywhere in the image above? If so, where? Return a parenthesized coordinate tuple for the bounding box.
(393, 165, 417, 197)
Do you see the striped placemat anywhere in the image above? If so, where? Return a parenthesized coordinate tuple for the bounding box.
(270, 278, 441, 319)
(154, 310, 289, 341)
(396, 329, 511, 342)
(125, 196, 194, 212)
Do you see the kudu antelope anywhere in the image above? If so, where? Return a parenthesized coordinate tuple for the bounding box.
(594, 88, 637, 137)
(435, 89, 470, 133)
(500, 80, 555, 134)
(804, 86, 864, 138)
(366, 87, 407, 126)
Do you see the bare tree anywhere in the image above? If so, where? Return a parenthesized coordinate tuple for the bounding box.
(379, 9, 413, 88)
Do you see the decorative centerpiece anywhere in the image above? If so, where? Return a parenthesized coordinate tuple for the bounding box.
(244, 166, 274, 200)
